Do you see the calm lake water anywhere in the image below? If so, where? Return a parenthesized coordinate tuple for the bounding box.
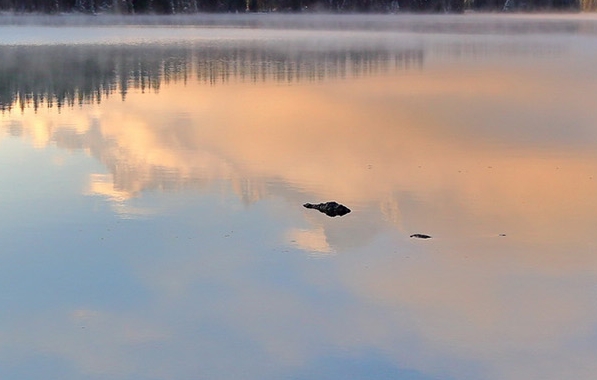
(1, 14, 597, 380)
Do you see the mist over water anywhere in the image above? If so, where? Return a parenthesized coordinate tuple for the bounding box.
(1, 14, 597, 380)
(3, 12, 597, 34)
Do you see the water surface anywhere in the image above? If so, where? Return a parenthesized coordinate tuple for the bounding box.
(1, 14, 597, 380)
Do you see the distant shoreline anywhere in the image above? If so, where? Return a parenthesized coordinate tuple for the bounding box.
(0, 0, 588, 17)
(0, 12, 595, 29)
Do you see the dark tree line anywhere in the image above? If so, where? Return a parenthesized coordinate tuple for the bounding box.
(0, 0, 198, 13)
(0, 0, 581, 13)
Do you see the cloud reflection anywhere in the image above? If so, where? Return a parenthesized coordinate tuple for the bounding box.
(2, 27, 597, 380)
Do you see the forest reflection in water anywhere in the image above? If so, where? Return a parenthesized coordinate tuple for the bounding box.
(2, 19, 597, 380)
(0, 41, 423, 111)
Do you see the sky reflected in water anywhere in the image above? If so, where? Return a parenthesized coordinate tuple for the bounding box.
(1, 15, 597, 380)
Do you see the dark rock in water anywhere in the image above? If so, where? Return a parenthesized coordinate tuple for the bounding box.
(303, 201, 351, 217)
(410, 234, 432, 239)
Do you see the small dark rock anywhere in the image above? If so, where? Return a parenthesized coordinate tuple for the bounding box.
(410, 234, 432, 239)
(303, 201, 351, 217)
